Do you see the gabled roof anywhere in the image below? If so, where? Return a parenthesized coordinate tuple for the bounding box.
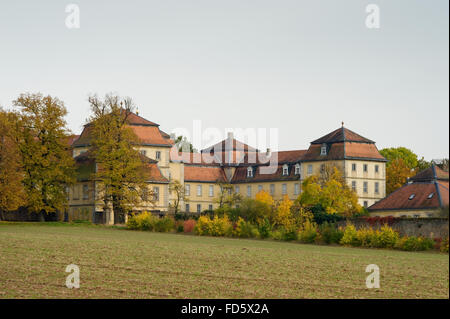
(409, 164, 449, 182)
(201, 133, 259, 154)
(124, 111, 159, 127)
(311, 126, 375, 144)
(231, 163, 302, 183)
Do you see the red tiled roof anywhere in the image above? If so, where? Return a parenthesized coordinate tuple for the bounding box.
(369, 181, 448, 211)
(125, 111, 159, 126)
(201, 136, 259, 153)
(184, 165, 227, 182)
(410, 165, 449, 182)
(311, 126, 375, 144)
(302, 141, 385, 162)
(231, 163, 301, 183)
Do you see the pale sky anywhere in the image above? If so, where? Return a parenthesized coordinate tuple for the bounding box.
(0, 0, 448, 160)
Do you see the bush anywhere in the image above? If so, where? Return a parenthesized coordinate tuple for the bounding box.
(319, 222, 343, 244)
(257, 218, 272, 239)
(375, 225, 399, 248)
(271, 230, 284, 241)
(440, 238, 449, 253)
(298, 220, 318, 243)
(183, 219, 196, 233)
(126, 211, 156, 231)
(194, 215, 232, 236)
(233, 217, 259, 238)
(340, 224, 360, 246)
(395, 236, 435, 251)
(153, 216, 175, 232)
(175, 221, 184, 233)
(355, 227, 376, 247)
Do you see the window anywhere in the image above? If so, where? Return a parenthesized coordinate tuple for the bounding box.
(282, 184, 287, 195)
(247, 167, 253, 178)
(235, 186, 240, 193)
(295, 164, 301, 175)
(428, 193, 434, 199)
(197, 204, 201, 213)
(352, 163, 356, 171)
(363, 201, 368, 208)
(294, 183, 300, 195)
(155, 151, 161, 160)
(209, 185, 214, 197)
(409, 194, 415, 200)
(153, 187, 160, 201)
(375, 165, 379, 173)
(282, 164, 289, 176)
(247, 185, 252, 197)
(363, 164, 368, 172)
(197, 185, 202, 196)
(375, 182, 379, 194)
(185, 204, 190, 212)
(270, 184, 275, 195)
(208, 204, 213, 211)
(352, 181, 357, 191)
(258, 185, 263, 192)
(140, 150, 147, 156)
(307, 164, 313, 175)
(320, 144, 327, 155)
(82, 185, 89, 200)
(363, 181, 368, 193)
(142, 188, 149, 202)
(73, 185, 80, 200)
(185, 184, 190, 196)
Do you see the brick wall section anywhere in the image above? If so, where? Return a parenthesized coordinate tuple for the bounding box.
(337, 218, 449, 239)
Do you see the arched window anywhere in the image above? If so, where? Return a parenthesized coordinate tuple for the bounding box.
(320, 143, 327, 156)
(282, 164, 289, 176)
(247, 166, 253, 178)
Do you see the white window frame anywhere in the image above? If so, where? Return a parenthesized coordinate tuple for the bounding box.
(153, 186, 160, 201)
(247, 185, 252, 197)
(258, 185, 263, 192)
(320, 144, 327, 155)
(185, 184, 190, 196)
(282, 164, 289, 176)
(209, 185, 214, 197)
(307, 164, 313, 175)
(197, 185, 202, 196)
(294, 183, 300, 195)
(155, 151, 161, 160)
(363, 181, 368, 193)
(282, 183, 287, 195)
(235, 186, 240, 193)
(352, 181, 357, 191)
(294, 164, 301, 175)
(270, 184, 275, 195)
(247, 166, 253, 178)
(375, 182, 379, 194)
(197, 204, 201, 213)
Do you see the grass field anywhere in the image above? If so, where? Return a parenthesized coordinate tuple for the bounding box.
(0, 222, 448, 299)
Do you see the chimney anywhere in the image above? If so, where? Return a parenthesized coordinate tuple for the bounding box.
(266, 148, 271, 156)
(227, 132, 234, 140)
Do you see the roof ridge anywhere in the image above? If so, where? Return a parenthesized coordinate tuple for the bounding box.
(434, 180, 444, 208)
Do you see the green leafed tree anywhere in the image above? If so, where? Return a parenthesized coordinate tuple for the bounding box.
(12, 93, 75, 215)
(0, 109, 26, 214)
(88, 94, 148, 224)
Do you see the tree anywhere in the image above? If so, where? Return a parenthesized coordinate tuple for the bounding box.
(380, 147, 419, 170)
(385, 158, 413, 194)
(297, 167, 361, 217)
(169, 179, 188, 214)
(0, 109, 26, 214)
(88, 94, 148, 224)
(274, 195, 295, 229)
(213, 182, 241, 208)
(13, 93, 75, 215)
(171, 134, 197, 153)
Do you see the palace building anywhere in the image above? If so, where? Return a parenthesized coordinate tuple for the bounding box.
(68, 112, 387, 224)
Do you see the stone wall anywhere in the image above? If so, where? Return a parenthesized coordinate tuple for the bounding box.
(337, 218, 449, 239)
(0, 207, 60, 222)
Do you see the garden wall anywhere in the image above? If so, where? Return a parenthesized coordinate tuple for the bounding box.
(0, 207, 60, 222)
(337, 218, 449, 239)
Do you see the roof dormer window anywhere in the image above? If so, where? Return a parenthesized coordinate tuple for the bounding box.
(408, 194, 415, 200)
(294, 163, 301, 175)
(247, 166, 253, 178)
(282, 164, 289, 176)
(320, 144, 327, 156)
(428, 193, 434, 199)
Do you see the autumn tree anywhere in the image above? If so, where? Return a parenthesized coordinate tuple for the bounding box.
(380, 147, 419, 170)
(385, 158, 413, 194)
(297, 167, 361, 217)
(214, 181, 241, 208)
(0, 109, 26, 215)
(169, 179, 188, 214)
(88, 94, 148, 224)
(13, 93, 75, 216)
